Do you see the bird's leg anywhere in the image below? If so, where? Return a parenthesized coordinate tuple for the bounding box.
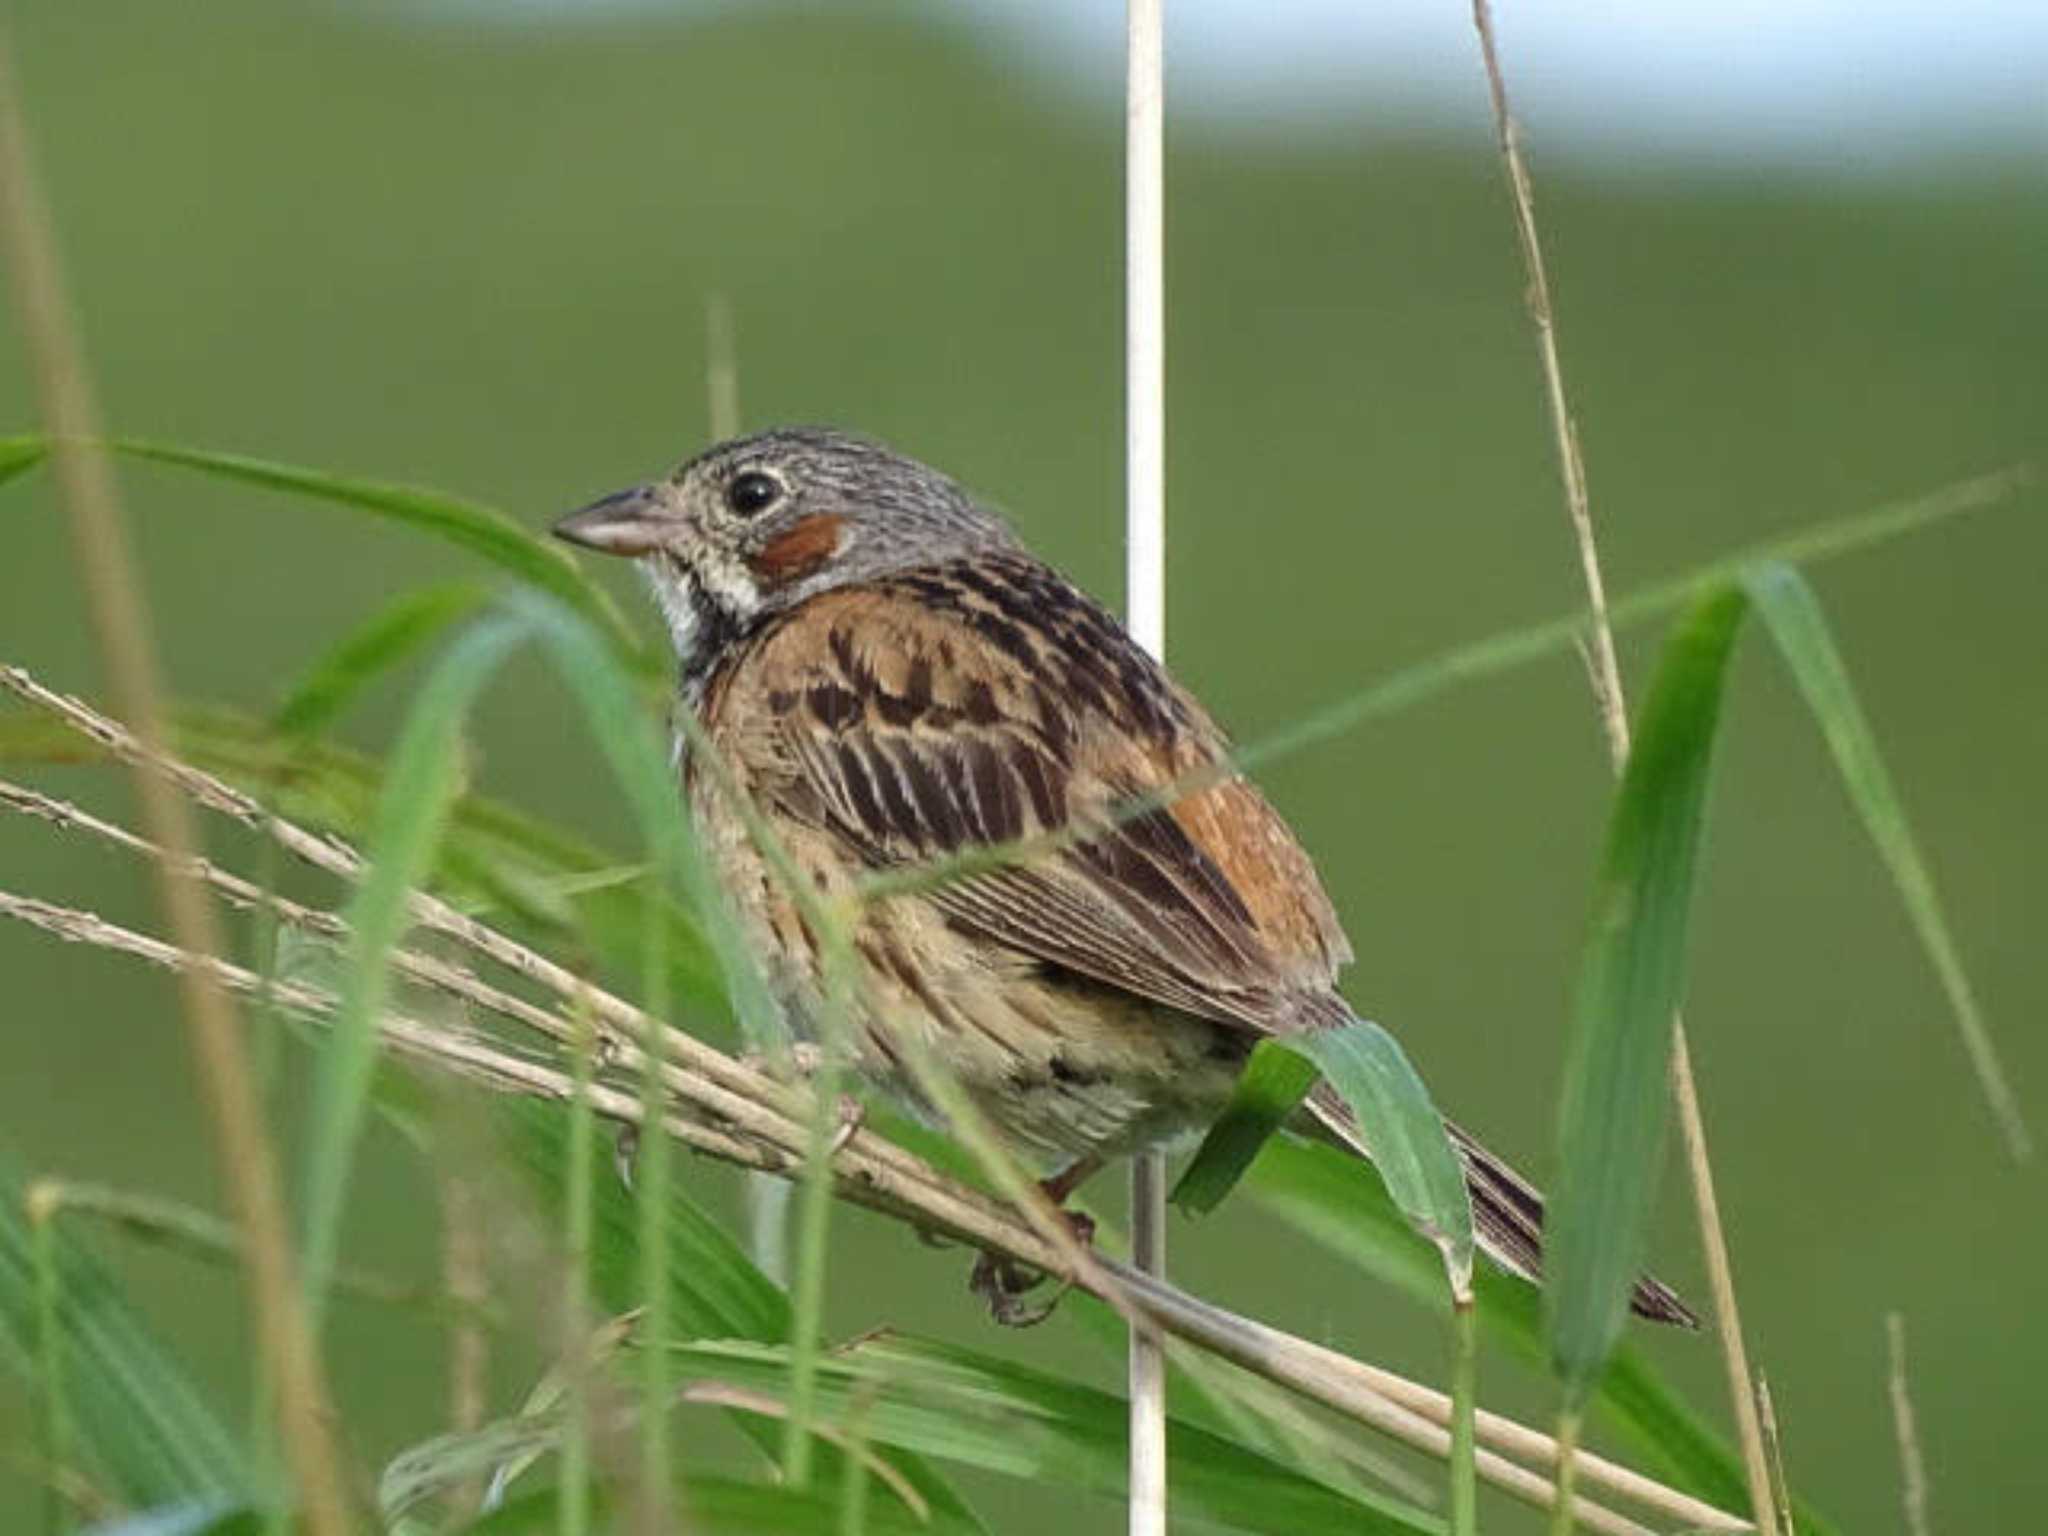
(969, 1155, 1103, 1327)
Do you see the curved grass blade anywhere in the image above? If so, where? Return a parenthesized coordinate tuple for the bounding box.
(75, 1504, 260, 1536)
(301, 615, 528, 1325)
(110, 439, 648, 669)
(459, 1478, 965, 1536)
(272, 580, 491, 740)
(1292, 1020, 1474, 1301)
(0, 1153, 249, 1505)
(401, 1330, 1436, 1536)
(669, 1334, 1438, 1535)
(0, 433, 47, 488)
(1172, 1039, 1318, 1214)
(1745, 563, 2031, 1160)
(1548, 585, 1747, 1408)
(1177, 1018, 1473, 1303)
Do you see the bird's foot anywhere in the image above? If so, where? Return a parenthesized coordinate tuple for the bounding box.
(968, 1204, 1097, 1328)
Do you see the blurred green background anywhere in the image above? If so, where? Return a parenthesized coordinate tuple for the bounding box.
(2, 0, 2043, 1528)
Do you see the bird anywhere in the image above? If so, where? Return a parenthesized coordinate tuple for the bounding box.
(553, 425, 1693, 1328)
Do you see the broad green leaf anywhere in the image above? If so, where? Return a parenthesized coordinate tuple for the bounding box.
(303, 613, 529, 1326)
(1291, 1020, 1474, 1299)
(658, 1334, 1439, 1535)
(1247, 1138, 1840, 1535)
(0, 435, 47, 489)
(111, 438, 648, 668)
(75, 1504, 260, 1536)
(459, 1478, 965, 1536)
(1547, 585, 1747, 1406)
(272, 580, 492, 739)
(1747, 563, 2031, 1159)
(1172, 1039, 1319, 1214)
(1174, 1018, 1473, 1303)
(0, 1153, 249, 1505)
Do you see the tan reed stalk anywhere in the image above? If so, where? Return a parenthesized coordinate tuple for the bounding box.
(0, 33, 353, 1535)
(1469, 4, 1781, 1531)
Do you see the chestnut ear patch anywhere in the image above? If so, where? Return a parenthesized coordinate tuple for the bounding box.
(750, 514, 845, 585)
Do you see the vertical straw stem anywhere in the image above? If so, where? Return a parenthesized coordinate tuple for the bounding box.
(1467, 6, 1778, 1531)
(1125, 4, 1169, 1535)
(0, 31, 353, 1536)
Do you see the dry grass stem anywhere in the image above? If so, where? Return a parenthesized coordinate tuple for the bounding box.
(1887, 1313, 1932, 1536)
(1469, 5, 1780, 1532)
(0, 31, 352, 1534)
(0, 866, 1748, 1535)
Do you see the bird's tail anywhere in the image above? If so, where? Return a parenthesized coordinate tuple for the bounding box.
(1300, 1082, 1698, 1328)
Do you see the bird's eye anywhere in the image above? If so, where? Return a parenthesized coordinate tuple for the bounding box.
(726, 471, 782, 517)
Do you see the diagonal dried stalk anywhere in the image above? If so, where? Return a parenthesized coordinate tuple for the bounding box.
(0, 681, 1753, 1536)
(1469, 5, 1780, 1533)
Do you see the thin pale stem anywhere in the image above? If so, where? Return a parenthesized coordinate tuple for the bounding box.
(1469, 5, 1779, 1532)
(1125, 1, 1170, 1530)
(1448, 1299, 1479, 1536)
(0, 33, 351, 1534)
(1887, 1312, 1932, 1536)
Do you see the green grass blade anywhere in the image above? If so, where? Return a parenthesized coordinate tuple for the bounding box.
(0, 1153, 250, 1505)
(667, 1334, 1440, 1535)
(1291, 1019, 1475, 1300)
(110, 438, 648, 668)
(271, 581, 491, 740)
(1746, 562, 2032, 1160)
(1547, 585, 1748, 1407)
(458, 1478, 965, 1536)
(0, 434, 47, 488)
(1175, 1019, 1474, 1302)
(1447, 1301, 1477, 1536)
(301, 615, 528, 1326)
(75, 1505, 261, 1536)
(396, 1331, 1436, 1536)
(1173, 1039, 1319, 1215)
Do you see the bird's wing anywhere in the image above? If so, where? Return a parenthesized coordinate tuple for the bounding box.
(706, 556, 1352, 1033)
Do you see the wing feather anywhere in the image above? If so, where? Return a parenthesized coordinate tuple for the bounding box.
(706, 557, 1352, 1034)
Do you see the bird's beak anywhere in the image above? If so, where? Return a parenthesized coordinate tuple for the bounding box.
(552, 484, 668, 557)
